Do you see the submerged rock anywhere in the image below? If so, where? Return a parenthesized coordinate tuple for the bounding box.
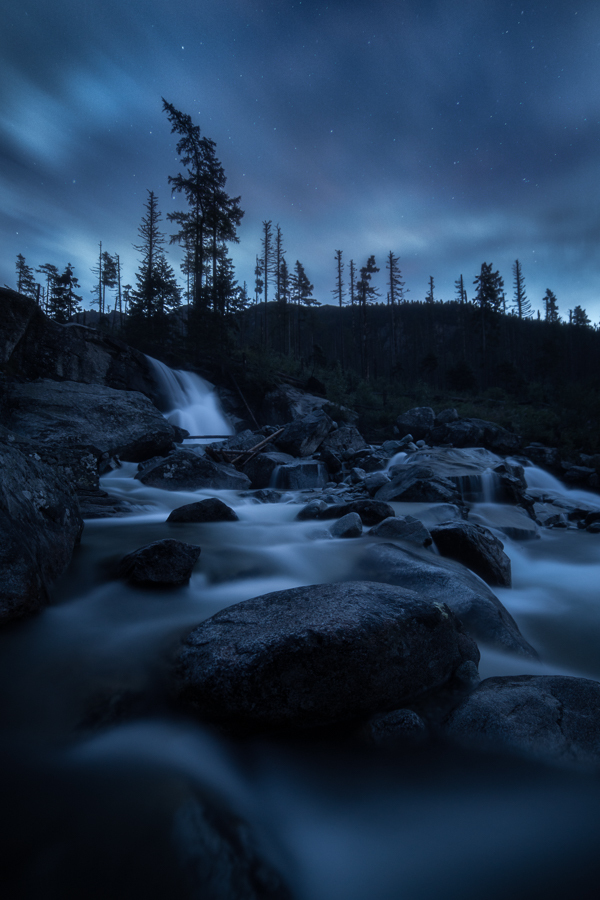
(445, 675, 600, 770)
(174, 581, 479, 731)
(167, 498, 239, 523)
(330, 512, 363, 538)
(118, 539, 201, 585)
(353, 542, 537, 658)
(370, 515, 433, 547)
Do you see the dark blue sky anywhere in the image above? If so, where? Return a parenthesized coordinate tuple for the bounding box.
(2, 0, 599, 320)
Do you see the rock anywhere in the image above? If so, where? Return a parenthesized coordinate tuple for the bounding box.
(523, 443, 561, 471)
(396, 407, 435, 442)
(430, 418, 521, 454)
(174, 581, 480, 731)
(562, 465, 596, 484)
(167, 498, 239, 523)
(243, 451, 296, 489)
(5, 380, 179, 462)
(330, 512, 363, 538)
(430, 521, 511, 587)
(296, 499, 329, 521)
(117, 539, 201, 585)
(275, 409, 333, 457)
(260, 384, 339, 425)
(363, 471, 390, 495)
(0, 287, 157, 396)
(353, 542, 537, 657)
(445, 675, 600, 770)
(315, 499, 396, 526)
(435, 408, 459, 425)
(0, 434, 83, 624)
(375, 465, 460, 504)
(353, 452, 388, 473)
(370, 515, 432, 547)
(469, 505, 539, 541)
(136, 450, 251, 491)
(364, 709, 428, 747)
(273, 460, 329, 491)
(319, 424, 368, 456)
(350, 466, 367, 483)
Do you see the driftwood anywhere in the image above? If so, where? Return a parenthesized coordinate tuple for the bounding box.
(205, 428, 285, 471)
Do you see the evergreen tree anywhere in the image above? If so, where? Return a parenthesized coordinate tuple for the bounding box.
(356, 255, 380, 378)
(15, 254, 36, 297)
(49, 263, 82, 322)
(348, 259, 356, 306)
(511, 259, 531, 318)
(572, 305, 591, 328)
(454, 274, 468, 304)
(260, 220, 276, 347)
(291, 260, 316, 306)
(544, 289, 560, 322)
(386, 252, 406, 371)
(36, 263, 59, 314)
(274, 224, 286, 303)
(425, 276, 435, 304)
(473, 262, 504, 381)
(101, 251, 117, 314)
(332, 250, 344, 307)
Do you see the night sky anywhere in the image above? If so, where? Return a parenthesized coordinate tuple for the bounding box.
(2, 0, 600, 320)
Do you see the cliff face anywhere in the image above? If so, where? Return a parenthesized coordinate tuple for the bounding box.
(0, 288, 157, 398)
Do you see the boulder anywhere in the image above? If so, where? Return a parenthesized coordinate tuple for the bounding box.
(430, 418, 521, 454)
(273, 460, 329, 491)
(0, 433, 83, 624)
(4, 380, 179, 462)
(136, 450, 251, 491)
(523, 443, 561, 471)
(275, 409, 333, 458)
(243, 451, 296, 489)
(319, 424, 367, 457)
(314, 499, 396, 526)
(117, 539, 201, 585)
(330, 512, 363, 538)
(363, 471, 391, 495)
(445, 675, 600, 770)
(353, 542, 537, 657)
(375, 465, 460, 504)
(0, 287, 157, 396)
(430, 521, 511, 587)
(396, 407, 435, 442)
(435, 408, 459, 425)
(174, 581, 479, 731)
(370, 515, 432, 546)
(363, 708, 428, 747)
(167, 498, 239, 523)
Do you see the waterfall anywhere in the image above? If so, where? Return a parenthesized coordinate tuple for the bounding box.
(147, 356, 233, 437)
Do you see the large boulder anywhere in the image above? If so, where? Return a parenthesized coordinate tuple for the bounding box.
(445, 675, 600, 770)
(243, 451, 296, 489)
(430, 521, 512, 587)
(117, 539, 201, 585)
(137, 450, 251, 491)
(0, 287, 157, 396)
(167, 498, 239, 523)
(319, 424, 368, 457)
(274, 409, 333, 458)
(396, 407, 435, 441)
(4, 380, 179, 462)
(0, 433, 83, 624)
(273, 460, 329, 491)
(298, 499, 396, 526)
(370, 515, 433, 546)
(353, 542, 537, 657)
(375, 465, 460, 504)
(430, 418, 521, 454)
(173, 581, 479, 731)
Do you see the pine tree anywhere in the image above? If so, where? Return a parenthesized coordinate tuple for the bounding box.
(15, 254, 36, 297)
(543, 289, 560, 323)
(454, 275, 468, 304)
(511, 259, 531, 318)
(291, 260, 316, 306)
(425, 276, 435, 304)
(49, 263, 82, 322)
(36, 263, 59, 314)
(386, 252, 406, 371)
(356, 255, 380, 378)
(572, 305, 591, 328)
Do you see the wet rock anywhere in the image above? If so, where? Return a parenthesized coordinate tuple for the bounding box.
(353, 542, 537, 658)
(247, 489, 282, 504)
(117, 539, 201, 585)
(167, 498, 239, 523)
(375, 465, 459, 504)
(315, 499, 396, 526)
(273, 460, 328, 491)
(330, 512, 363, 538)
(363, 471, 390, 495)
(562, 465, 596, 484)
(396, 407, 435, 442)
(523, 442, 561, 471)
(275, 409, 333, 457)
(0, 434, 83, 625)
(435, 408, 459, 425)
(430, 521, 511, 587)
(430, 418, 521, 454)
(445, 675, 600, 770)
(370, 515, 432, 547)
(174, 581, 479, 731)
(243, 451, 295, 489)
(319, 424, 368, 457)
(296, 499, 329, 521)
(364, 708, 428, 747)
(136, 450, 251, 491)
(5, 380, 179, 462)
(469, 506, 539, 541)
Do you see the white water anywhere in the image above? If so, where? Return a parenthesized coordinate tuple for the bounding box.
(147, 355, 233, 437)
(3, 364, 600, 897)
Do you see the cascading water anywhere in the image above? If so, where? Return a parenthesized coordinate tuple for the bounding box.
(147, 355, 233, 437)
(3, 362, 600, 898)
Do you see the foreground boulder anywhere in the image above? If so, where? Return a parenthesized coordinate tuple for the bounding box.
(117, 539, 201, 585)
(174, 581, 480, 731)
(4, 380, 179, 462)
(430, 521, 511, 587)
(274, 409, 332, 457)
(0, 433, 83, 624)
(353, 542, 536, 657)
(167, 498, 239, 523)
(445, 675, 600, 770)
(137, 450, 251, 491)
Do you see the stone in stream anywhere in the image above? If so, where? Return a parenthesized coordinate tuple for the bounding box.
(118, 539, 201, 585)
(136, 449, 251, 491)
(353, 542, 537, 658)
(445, 675, 600, 770)
(167, 498, 239, 523)
(330, 512, 363, 538)
(370, 515, 433, 547)
(430, 521, 511, 587)
(297, 498, 395, 526)
(173, 581, 480, 731)
(274, 409, 333, 458)
(375, 465, 460, 504)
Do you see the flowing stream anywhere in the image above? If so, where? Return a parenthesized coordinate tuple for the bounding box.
(2, 363, 600, 898)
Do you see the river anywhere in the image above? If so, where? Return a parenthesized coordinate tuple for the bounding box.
(2, 362, 600, 899)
